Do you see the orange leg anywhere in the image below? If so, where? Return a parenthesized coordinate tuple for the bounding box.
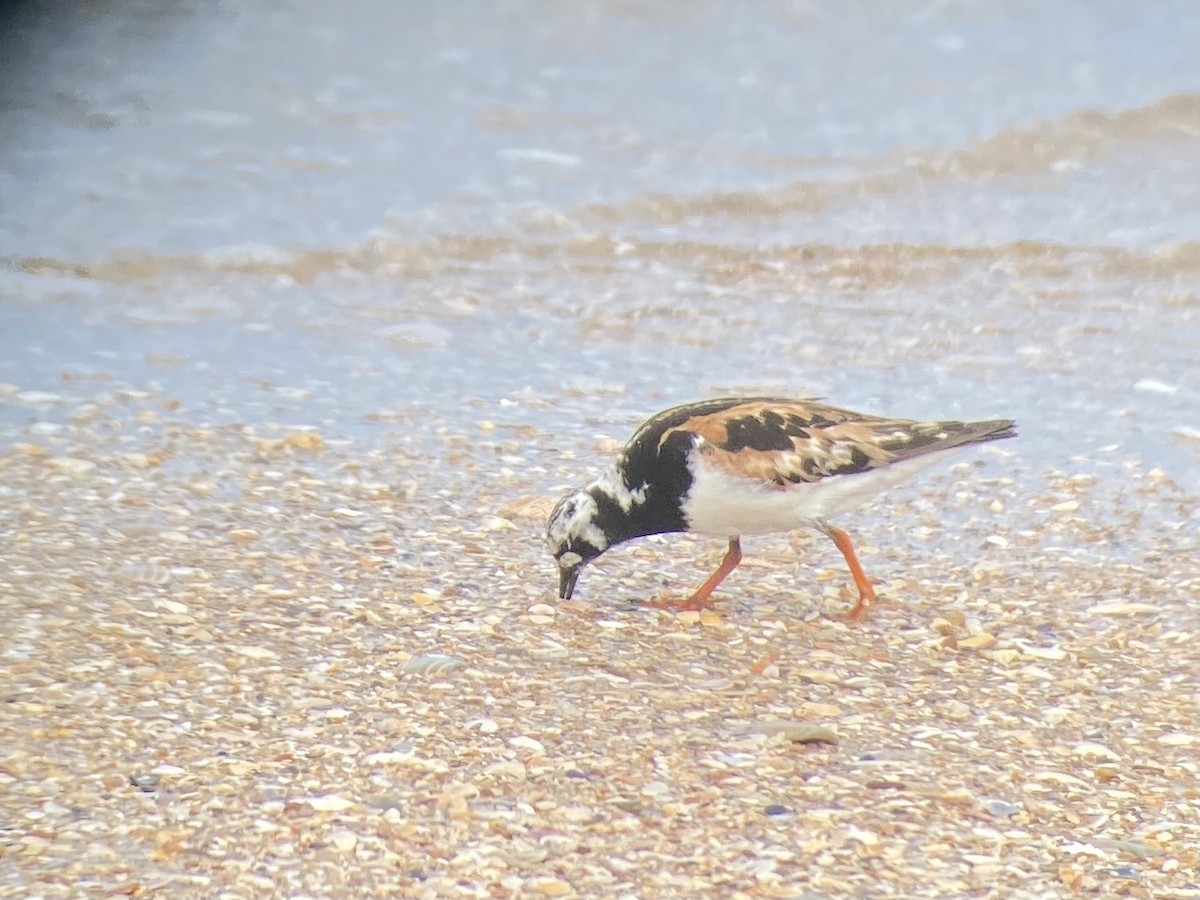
(818, 521, 877, 621)
(643, 538, 742, 611)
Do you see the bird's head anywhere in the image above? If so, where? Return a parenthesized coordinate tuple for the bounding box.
(545, 488, 611, 600)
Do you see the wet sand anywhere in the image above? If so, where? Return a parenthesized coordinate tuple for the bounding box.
(3, 0, 1200, 896)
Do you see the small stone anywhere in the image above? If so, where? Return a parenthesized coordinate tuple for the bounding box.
(402, 654, 463, 675)
(1157, 733, 1196, 746)
(129, 773, 160, 792)
(486, 761, 528, 779)
(1087, 601, 1159, 616)
(119, 564, 172, 586)
(764, 804, 793, 817)
(306, 795, 355, 811)
(940, 610, 967, 628)
(16, 390, 63, 405)
(930, 617, 958, 635)
(331, 828, 358, 851)
(528, 876, 573, 896)
(1132, 378, 1177, 394)
(800, 702, 842, 718)
(1073, 741, 1119, 760)
(759, 721, 838, 744)
(958, 632, 996, 650)
(116, 452, 154, 468)
(283, 430, 323, 450)
(1021, 645, 1066, 661)
(847, 825, 880, 846)
(232, 644, 279, 661)
(940, 699, 972, 720)
(365, 743, 415, 764)
(153, 598, 188, 615)
(509, 735, 546, 754)
(1051, 500, 1079, 513)
(47, 457, 97, 475)
(482, 516, 518, 532)
(983, 648, 1021, 665)
(982, 798, 1020, 818)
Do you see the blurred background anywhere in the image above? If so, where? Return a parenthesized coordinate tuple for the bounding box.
(0, 0, 1197, 545)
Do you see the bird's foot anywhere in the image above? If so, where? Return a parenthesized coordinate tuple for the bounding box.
(641, 591, 719, 612)
(830, 586, 878, 622)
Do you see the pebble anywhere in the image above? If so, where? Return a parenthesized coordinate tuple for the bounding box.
(527, 876, 573, 896)
(331, 827, 358, 851)
(958, 632, 997, 650)
(116, 451, 154, 467)
(402, 654, 464, 675)
(1132, 378, 1178, 394)
(482, 515, 518, 532)
(758, 721, 838, 744)
(16, 390, 63, 405)
(47, 457, 97, 475)
(152, 597, 188, 614)
(1073, 741, 1119, 760)
(365, 749, 415, 765)
(232, 645, 279, 661)
(1087, 601, 1159, 616)
(509, 735, 547, 754)
(1020, 644, 1066, 661)
(305, 795, 355, 812)
(119, 563, 172, 585)
(981, 798, 1020, 818)
(1157, 732, 1195, 746)
(130, 773, 160, 792)
(940, 699, 972, 720)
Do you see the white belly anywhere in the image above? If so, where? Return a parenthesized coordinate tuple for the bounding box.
(681, 448, 962, 537)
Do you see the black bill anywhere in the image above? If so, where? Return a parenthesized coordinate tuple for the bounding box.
(558, 564, 581, 600)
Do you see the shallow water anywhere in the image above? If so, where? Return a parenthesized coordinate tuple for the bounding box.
(2, 0, 1198, 505)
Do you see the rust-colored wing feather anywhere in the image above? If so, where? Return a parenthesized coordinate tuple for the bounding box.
(658, 398, 1015, 488)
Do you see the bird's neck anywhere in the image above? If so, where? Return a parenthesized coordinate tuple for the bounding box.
(587, 465, 689, 547)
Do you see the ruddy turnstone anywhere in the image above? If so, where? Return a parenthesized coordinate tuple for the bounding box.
(546, 397, 1015, 619)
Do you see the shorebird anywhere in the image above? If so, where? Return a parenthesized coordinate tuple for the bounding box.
(546, 397, 1015, 619)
